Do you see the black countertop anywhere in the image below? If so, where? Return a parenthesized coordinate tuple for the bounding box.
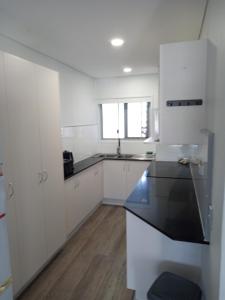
(64, 153, 155, 180)
(146, 161, 192, 179)
(64, 157, 104, 180)
(124, 161, 208, 245)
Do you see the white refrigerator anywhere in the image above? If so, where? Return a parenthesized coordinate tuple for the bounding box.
(0, 175, 13, 300)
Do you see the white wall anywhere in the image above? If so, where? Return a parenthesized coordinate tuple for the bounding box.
(62, 125, 98, 162)
(0, 34, 98, 161)
(200, 0, 225, 299)
(94, 74, 159, 106)
(95, 74, 159, 155)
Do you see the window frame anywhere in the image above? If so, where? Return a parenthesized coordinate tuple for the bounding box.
(100, 101, 151, 140)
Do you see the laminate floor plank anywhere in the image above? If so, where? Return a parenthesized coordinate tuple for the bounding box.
(18, 205, 134, 300)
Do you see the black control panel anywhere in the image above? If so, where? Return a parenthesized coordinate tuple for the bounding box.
(166, 99, 203, 107)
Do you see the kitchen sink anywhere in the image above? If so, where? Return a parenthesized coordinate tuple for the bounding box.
(116, 154, 133, 159)
(98, 154, 118, 158)
(95, 153, 133, 159)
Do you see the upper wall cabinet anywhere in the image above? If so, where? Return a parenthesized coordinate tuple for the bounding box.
(60, 71, 98, 127)
(160, 40, 208, 144)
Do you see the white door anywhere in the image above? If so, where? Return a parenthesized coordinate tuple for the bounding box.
(103, 160, 126, 200)
(125, 161, 150, 198)
(35, 65, 66, 258)
(4, 54, 46, 286)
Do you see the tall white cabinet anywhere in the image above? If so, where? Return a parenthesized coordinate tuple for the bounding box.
(160, 39, 208, 144)
(0, 53, 65, 295)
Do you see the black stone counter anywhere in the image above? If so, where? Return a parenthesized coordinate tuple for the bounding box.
(124, 161, 209, 245)
(64, 153, 154, 180)
(147, 161, 192, 179)
(64, 157, 104, 180)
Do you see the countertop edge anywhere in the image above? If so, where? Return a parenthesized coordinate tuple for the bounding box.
(64, 155, 154, 181)
(123, 206, 210, 245)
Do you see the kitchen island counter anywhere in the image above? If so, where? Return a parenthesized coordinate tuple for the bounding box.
(124, 161, 208, 244)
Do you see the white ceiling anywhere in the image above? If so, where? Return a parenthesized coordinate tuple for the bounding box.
(0, 0, 206, 78)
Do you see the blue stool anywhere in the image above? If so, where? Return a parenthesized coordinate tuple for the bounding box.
(147, 272, 202, 300)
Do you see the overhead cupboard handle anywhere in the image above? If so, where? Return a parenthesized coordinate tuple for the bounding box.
(0, 277, 13, 295)
(38, 172, 43, 184)
(42, 170, 48, 182)
(8, 183, 14, 199)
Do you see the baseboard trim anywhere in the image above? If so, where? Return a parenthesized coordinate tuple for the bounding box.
(102, 198, 125, 206)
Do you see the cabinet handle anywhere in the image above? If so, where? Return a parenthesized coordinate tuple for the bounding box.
(43, 170, 48, 182)
(38, 172, 43, 184)
(8, 183, 14, 199)
(0, 277, 12, 295)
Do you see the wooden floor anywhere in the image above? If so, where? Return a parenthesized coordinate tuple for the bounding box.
(18, 205, 134, 300)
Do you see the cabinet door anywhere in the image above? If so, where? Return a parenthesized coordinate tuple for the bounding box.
(103, 160, 126, 200)
(95, 163, 103, 206)
(160, 40, 207, 144)
(65, 163, 103, 237)
(35, 65, 66, 258)
(65, 176, 83, 236)
(4, 54, 46, 288)
(126, 161, 150, 198)
(89, 163, 103, 210)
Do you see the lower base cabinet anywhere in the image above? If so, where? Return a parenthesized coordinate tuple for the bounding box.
(103, 160, 150, 201)
(65, 162, 103, 236)
(65, 160, 150, 238)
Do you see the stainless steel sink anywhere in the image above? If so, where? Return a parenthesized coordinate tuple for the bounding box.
(95, 153, 133, 159)
(116, 154, 133, 159)
(98, 154, 118, 158)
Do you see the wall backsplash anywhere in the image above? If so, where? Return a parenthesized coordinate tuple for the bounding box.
(61, 125, 98, 162)
(97, 140, 156, 155)
(155, 144, 205, 161)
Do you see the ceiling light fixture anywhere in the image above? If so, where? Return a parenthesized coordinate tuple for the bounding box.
(110, 38, 124, 47)
(123, 67, 132, 73)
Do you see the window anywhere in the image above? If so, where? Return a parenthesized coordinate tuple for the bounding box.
(100, 102, 150, 139)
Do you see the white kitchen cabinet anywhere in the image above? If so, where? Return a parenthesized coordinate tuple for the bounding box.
(87, 162, 103, 211)
(103, 160, 127, 200)
(160, 40, 208, 144)
(103, 160, 150, 202)
(35, 65, 65, 259)
(3, 54, 47, 290)
(0, 53, 66, 294)
(65, 162, 103, 237)
(125, 161, 150, 198)
(60, 72, 97, 127)
(65, 176, 83, 236)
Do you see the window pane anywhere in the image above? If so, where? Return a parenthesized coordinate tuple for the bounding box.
(127, 102, 149, 138)
(102, 103, 124, 138)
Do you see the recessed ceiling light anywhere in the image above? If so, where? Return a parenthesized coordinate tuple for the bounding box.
(110, 38, 124, 47)
(123, 67, 132, 73)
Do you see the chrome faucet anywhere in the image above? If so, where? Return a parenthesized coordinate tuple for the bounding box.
(117, 129, 121, 156)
